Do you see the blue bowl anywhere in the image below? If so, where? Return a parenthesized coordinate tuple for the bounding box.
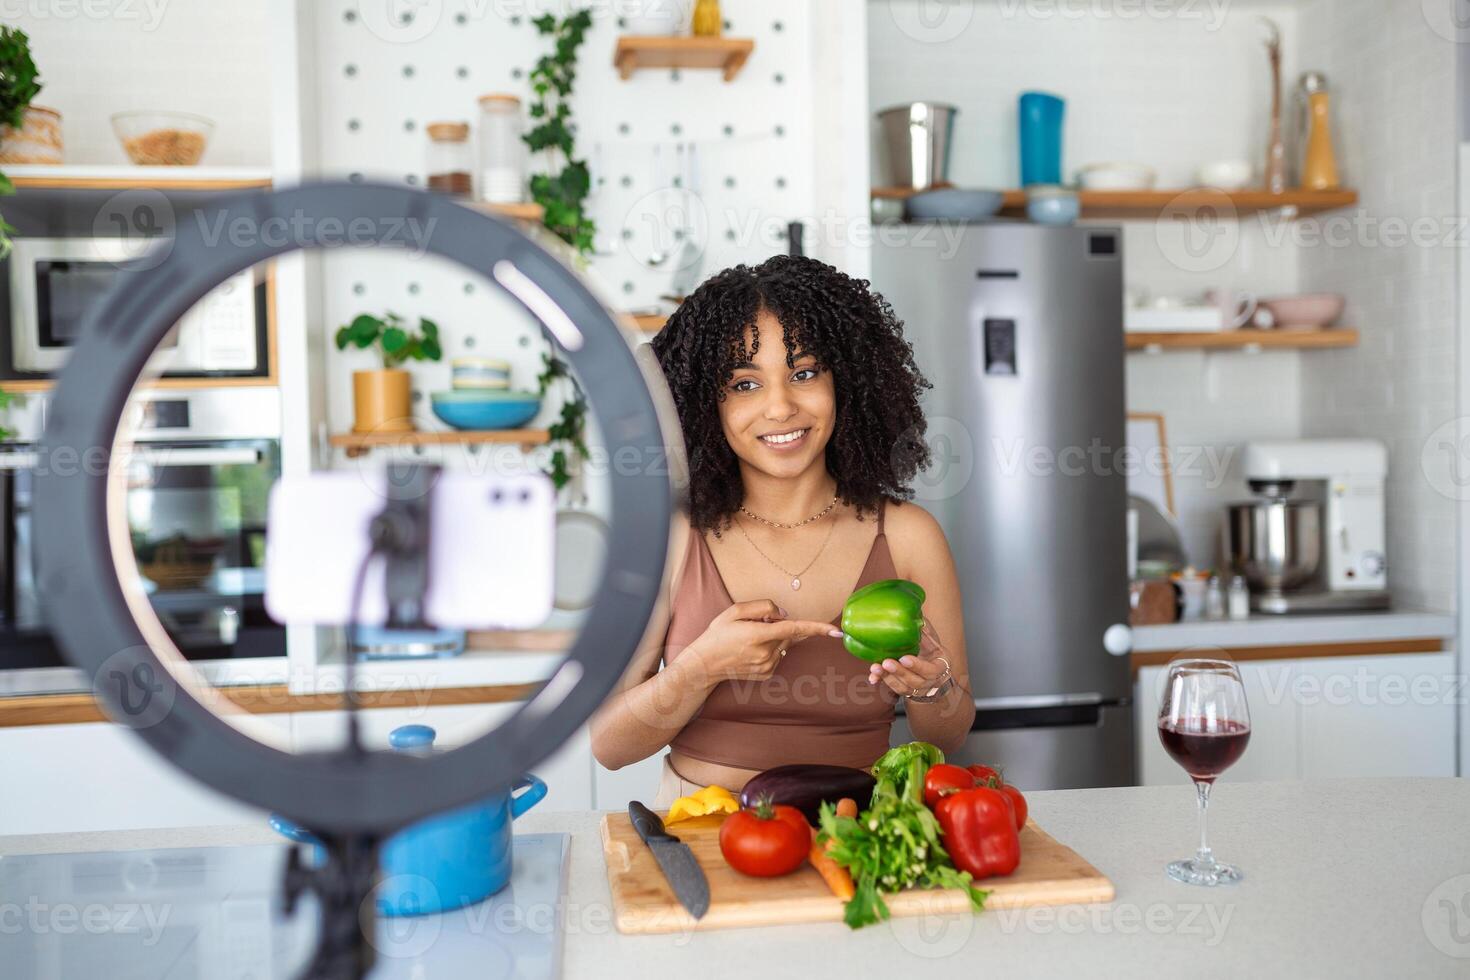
(431, 390, 541, 431)
(1026, 187, 1079, 226)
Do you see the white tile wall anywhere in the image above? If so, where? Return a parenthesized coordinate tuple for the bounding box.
(7, 2, 272, 166)
(869, 1, 1461, 599)
(1296, 1, 1459, 611)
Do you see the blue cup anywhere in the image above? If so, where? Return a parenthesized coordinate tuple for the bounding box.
(270, 725, 548, 917)
(1018, 92, 1065, 187)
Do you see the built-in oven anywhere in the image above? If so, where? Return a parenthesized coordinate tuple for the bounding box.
(8, 237, 269, 378)
(0, 389, 286, 680)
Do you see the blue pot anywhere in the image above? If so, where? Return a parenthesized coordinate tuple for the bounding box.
(270, 725, 547, 917)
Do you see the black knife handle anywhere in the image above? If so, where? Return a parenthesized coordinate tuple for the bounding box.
(629, 801, 677, 843)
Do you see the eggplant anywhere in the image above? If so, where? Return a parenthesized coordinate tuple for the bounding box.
(739, 764, 877, 824)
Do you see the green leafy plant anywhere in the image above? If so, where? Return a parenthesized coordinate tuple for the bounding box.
(334, 312, 443, 369)
(0, 27, 41, 129)
(0, 26, 41, 258)
(0, 389, 15, 442)
(536, 352, 587, 491)
(524, 11, 595, 255)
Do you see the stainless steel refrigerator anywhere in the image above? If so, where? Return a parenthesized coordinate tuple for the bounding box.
(873, 222, 1135, 789)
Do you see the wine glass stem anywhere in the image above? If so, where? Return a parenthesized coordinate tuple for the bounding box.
(1194, 779, 1214, 865)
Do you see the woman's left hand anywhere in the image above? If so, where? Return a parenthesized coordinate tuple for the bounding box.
(867, 651, 948, 699)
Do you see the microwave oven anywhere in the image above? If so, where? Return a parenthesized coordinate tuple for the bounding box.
(8, 237, 267, 376)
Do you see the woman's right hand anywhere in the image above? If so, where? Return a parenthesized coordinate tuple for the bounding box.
(685, 599, 842, 685)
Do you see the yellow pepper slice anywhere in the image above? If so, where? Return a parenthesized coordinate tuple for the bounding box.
(665, 784, 739, 824)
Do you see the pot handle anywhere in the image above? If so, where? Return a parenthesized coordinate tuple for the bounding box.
(269, 813, 323, 847)
(510, 773, 548, 819)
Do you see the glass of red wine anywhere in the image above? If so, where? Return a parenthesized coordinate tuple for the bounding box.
(1157, 657, 1251, 886)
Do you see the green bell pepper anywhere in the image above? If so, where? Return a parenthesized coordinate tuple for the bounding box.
(840, 578, 927, 663)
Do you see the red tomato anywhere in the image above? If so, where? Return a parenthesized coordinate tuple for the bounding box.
(719, 800, 812, 877)
(923, 764, 976, 808)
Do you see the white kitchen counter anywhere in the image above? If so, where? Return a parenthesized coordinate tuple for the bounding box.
(1132, 609, 1456, 653)
(4, 778, 1468, 976)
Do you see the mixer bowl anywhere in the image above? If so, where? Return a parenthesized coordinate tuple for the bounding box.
(1225, 499, 1322, 593)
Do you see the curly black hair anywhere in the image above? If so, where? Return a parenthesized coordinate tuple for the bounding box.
(651, 254, 932, 533)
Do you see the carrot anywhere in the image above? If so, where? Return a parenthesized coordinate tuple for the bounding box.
(810, 797, 860, 900)
(810, 840, 855, 900)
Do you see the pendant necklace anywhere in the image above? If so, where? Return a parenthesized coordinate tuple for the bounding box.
(735, 512, 837, 591)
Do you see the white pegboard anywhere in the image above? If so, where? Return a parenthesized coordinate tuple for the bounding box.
(306, 0, 821, 508)
(310, 1, 816, 310)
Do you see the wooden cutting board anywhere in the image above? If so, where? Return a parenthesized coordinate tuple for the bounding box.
(600, 810, 1114, 934)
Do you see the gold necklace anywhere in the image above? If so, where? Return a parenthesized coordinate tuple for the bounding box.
(736, 513, 837, 591)
(740, 493, 839, 530)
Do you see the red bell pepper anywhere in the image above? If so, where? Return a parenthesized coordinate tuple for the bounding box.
(966, 764, 1028, 831)
(934, 786, 1021, 879)
(922, 764, 976, 809)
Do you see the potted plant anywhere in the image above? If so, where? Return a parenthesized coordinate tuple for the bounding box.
(0, 27, 52, 164)
(0, 26, 47, 259)
(335, 312, 442, 433)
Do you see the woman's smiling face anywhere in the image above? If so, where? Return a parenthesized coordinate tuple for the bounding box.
(718, 307, 835, 479)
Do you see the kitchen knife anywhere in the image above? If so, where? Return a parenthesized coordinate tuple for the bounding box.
(628, 801, 710, 920)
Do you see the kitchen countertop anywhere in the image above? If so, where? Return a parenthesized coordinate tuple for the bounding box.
(4, 778, 1468, 976)
(1132, 608, 1456, 653)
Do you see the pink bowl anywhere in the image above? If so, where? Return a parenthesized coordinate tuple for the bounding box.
(1259, 293, 1345, 329)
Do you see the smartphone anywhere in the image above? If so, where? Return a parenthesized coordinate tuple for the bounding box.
(264, 470, 555, 629)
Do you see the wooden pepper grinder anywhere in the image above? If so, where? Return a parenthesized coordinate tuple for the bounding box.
(1298, 71, 1340, 190)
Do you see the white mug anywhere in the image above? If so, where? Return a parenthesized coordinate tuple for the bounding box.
(1204, 289, 1257, 329)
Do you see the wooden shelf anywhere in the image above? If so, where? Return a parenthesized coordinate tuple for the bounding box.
(627, 313, 667, 333)
(1126, 328, 1358, 352)
(329, 428, 550, 458)
(871, 186, 1358, 220)
(0, 376, 279, 395)
(614, 36, 754, 81)
(468, 200, 544, 222)
(6, 164, 273, 191)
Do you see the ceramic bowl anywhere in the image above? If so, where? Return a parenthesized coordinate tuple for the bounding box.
(1025, 185, 1080, 225)
(1195, 159, 1253, 191)
(905, 188, 1005, 222)
(1258, 293, 1345, 329)
(1076, 162, 1156, 191)
(451, 357, 512, 390)
(431, 390, 540, 430)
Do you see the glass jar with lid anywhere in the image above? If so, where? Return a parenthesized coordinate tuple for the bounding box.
(477, 94, 525, 204)
(425, 121, 472, 197)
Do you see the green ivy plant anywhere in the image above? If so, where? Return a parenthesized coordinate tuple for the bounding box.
(536, 353, 588, 491)
(524, 10, 595, 255)
(524, 11, 593, 491)
(334, 312, 443, 370)
(0, 389, 15, 442)
(0, 26, 42, 258)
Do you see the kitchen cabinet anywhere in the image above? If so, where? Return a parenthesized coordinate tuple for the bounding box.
(0, 702, 599, 836)
(1135, 652, 1457, 784)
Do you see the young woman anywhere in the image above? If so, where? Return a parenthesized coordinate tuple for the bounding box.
(590, 255, 974, 804)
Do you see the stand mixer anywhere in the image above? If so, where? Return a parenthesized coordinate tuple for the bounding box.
(1224, 440, 1389, 613)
